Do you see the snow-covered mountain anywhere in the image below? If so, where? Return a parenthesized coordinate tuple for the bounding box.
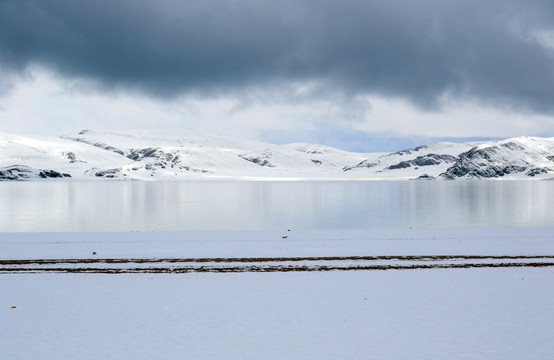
(1, 130, 553, 180)
(440, 137, 554, 179)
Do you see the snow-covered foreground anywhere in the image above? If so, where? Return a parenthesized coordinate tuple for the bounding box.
(1, 227, 553, 359)
(2, 269, 553, 359)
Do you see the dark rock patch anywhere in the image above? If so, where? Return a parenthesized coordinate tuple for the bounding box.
(343, 160, 378, 172)
(1, 166, 71, 180)
(389, 145, 429, 157)
(239, 153, 275, 167)
(177, 166, 211, 173)
(127, 148, 159, 161)
(414, 174, 435, 180)
(94, 168, 121, 178)
(38, 170, 67, 179)
(127, 148, 180, 163)
(526, 167, 549, 177)
(63, 152, 85, 163)
(92, 143, 124, 156)
(387, 154, 457, 170)
(69, 138, 125, 156)
(0, 166, 30, 180)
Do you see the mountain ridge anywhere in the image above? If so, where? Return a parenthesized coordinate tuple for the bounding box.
(1, 130, 553, 180)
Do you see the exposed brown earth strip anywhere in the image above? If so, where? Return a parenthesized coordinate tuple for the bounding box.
(2, 255, 554, 266)
(1, 255, 553, 274)
(1, 262, 554, 274)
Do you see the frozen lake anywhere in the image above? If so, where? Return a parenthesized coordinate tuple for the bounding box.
(1, 180, 553, 232)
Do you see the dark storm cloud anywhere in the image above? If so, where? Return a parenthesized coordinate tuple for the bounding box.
(1, 0, 554, 112)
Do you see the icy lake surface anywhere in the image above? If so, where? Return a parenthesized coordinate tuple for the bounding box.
(1, 180, 553, 232)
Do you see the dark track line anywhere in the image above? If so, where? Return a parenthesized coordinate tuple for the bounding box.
(2, 262, 554, 274)
(2, 255, 554, 266)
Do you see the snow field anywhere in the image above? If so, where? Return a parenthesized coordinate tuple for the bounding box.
(2, 227, 553, 260)
(2, 268, 553, 360)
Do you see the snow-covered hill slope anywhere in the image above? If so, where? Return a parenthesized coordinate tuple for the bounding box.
(0, 132, 130, 180)
(58, 129, 369, 179)
(1, 130, 553, 180)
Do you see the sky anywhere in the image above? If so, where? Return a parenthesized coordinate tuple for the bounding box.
(1, 0, 554, 152)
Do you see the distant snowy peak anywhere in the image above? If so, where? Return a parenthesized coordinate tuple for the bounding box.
(1, 130, 553, 180)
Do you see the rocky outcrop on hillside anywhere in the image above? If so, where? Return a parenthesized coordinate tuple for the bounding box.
(0, 166, 71, 181)
(387, 154, 457, 170)
(440, 139, 554, 179)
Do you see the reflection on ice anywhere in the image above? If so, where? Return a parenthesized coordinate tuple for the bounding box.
(0, 180, 552, 232)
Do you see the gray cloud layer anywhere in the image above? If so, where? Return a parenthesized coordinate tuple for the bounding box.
(1, 0, 554, 113)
